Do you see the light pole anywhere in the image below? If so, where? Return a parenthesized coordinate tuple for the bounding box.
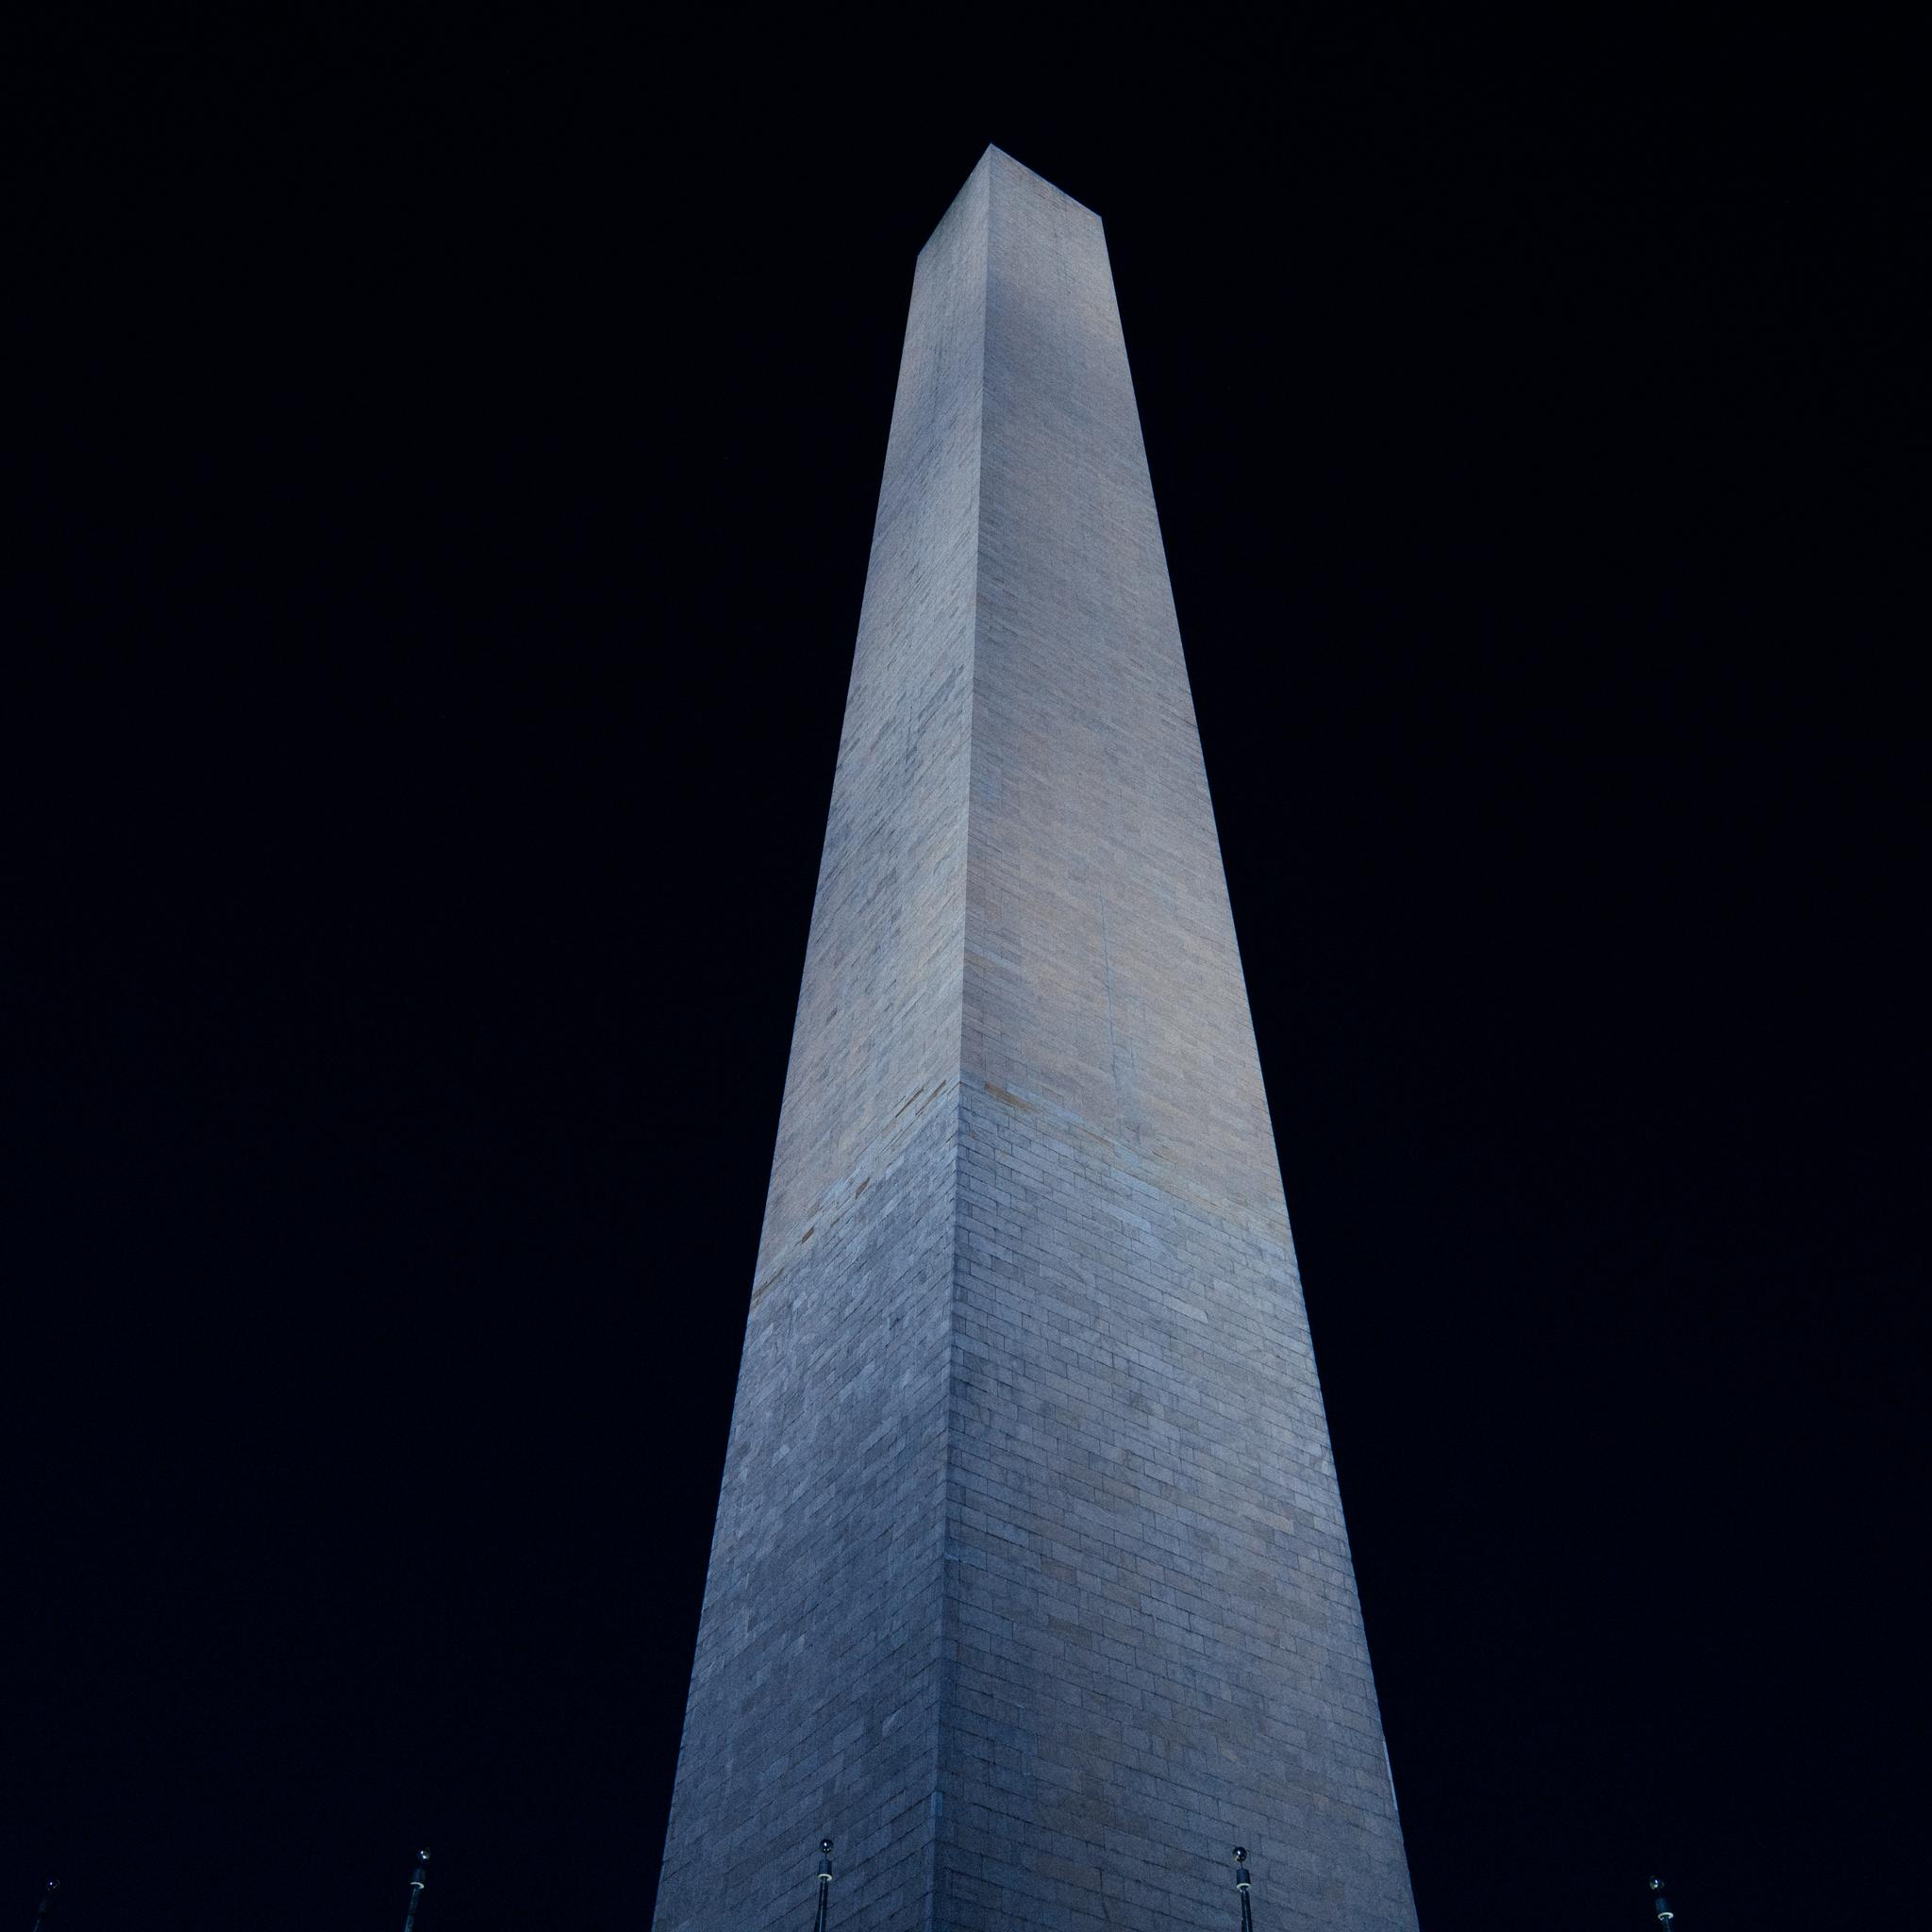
(401, 1849, 430, 1932)
(30, 1880, 58, 1930)
(1649, 1876, 1675, 1925)
(811, 1838, 832, 1932)
(1233, 1846, 1255, 1931)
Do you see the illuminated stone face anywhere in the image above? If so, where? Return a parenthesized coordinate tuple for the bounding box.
(653, 147, 1418, 1932)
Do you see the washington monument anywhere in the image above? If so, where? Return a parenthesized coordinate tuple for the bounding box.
(653, 148, 1419, 1931)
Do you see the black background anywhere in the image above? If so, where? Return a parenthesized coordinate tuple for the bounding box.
(8, 12, 1924, 1929)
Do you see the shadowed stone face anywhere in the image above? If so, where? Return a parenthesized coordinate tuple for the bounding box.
(653, 148, 1419, 1932)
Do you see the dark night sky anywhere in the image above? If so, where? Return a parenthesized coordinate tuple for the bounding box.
(8, 13, 1924, 1930)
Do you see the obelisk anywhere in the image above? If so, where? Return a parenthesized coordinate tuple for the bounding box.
(652, 147, 1419, 1932)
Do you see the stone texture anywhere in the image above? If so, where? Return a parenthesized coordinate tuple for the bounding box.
(653, 148, 1418, 1931)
